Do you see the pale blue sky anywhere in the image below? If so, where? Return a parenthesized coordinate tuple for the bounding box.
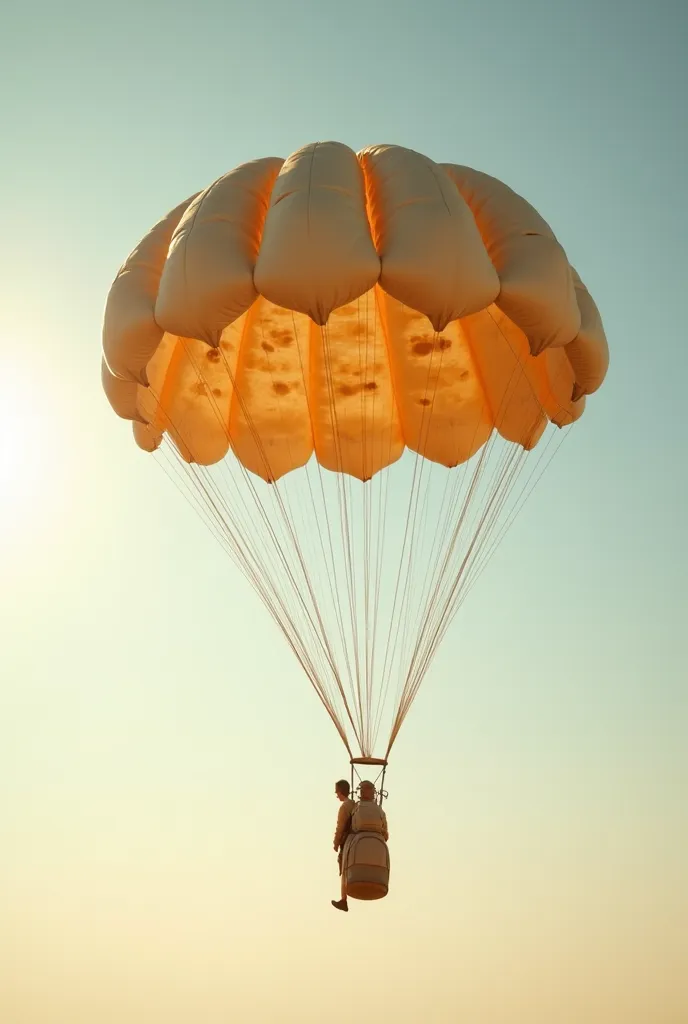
(1, 2, 687, 1022)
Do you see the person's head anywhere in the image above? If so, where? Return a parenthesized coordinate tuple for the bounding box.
(335, 779, 350, 801)
(359, 780, 376, 802)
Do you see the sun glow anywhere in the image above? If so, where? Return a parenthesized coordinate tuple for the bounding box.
(0, 356, 57, 535)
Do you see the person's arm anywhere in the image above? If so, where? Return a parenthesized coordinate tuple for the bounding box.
(381, 809, 389, 842)
(333, 804, 351, 850)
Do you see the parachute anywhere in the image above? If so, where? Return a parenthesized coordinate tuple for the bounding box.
(101, 142, 609, 763)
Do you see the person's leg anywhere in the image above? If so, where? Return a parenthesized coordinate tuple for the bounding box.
(332, 846, 349, 911)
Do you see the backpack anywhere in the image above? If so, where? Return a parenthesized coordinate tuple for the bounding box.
(352, 799, 385, 834)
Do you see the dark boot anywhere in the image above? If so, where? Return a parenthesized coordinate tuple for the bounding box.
(331, 899, 348, 912)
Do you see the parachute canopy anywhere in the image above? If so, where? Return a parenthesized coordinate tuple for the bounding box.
(102, 142, 608, 759)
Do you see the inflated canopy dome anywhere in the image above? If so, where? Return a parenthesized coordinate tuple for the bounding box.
(102, 141, 608, 484)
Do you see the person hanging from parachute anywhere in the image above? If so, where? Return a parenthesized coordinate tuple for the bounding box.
(332, 779, 389, 913)
(333, 778, 355, 874)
